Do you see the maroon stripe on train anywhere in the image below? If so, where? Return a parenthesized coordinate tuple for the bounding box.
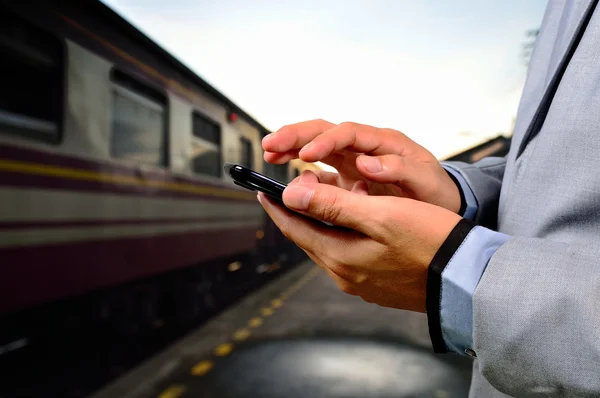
(0, 144, 255, 201)
(0, 227, 259, 314)
(0, 216, 264, 229)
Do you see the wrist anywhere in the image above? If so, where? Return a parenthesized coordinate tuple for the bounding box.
(426, 218, 477, 353)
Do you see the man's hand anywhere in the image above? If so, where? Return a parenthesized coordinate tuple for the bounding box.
(262, 119, 463, 214)
(257, 171, 462, 312)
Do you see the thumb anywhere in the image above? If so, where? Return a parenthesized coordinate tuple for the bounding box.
(282, 182, 384, 238)
(356, 154, 418, 186)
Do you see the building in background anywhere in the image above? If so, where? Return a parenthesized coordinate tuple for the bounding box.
(444, 134, 511, 163)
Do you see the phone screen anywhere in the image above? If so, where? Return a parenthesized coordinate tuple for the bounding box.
(223, 163, 286, 202)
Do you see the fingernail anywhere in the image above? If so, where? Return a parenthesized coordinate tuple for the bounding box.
(297, 170, 314, 184)
(359, 156, 382, 173)
(299, 142, 315, 155)
(284, 185, 314, 210)
(262, 133, 273, 143)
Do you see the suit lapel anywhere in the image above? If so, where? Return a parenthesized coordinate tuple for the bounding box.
(515, 0, 597, 159)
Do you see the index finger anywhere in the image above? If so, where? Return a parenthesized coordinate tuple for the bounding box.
(262, 119, 336, 153)
(298, 122, 414, 163)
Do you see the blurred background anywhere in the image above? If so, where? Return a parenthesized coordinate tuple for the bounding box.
(102, 0, 546, 159)
(0, 1, 547, 397)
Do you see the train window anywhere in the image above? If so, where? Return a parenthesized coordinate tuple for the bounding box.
(240, 136, 253, 169)
(110, 70, 167, 166)
(191, 112, 221, 177)
(0, 11, 63, 143)
(263, 162, 288, 183)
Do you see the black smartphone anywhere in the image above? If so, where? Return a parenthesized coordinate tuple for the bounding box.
(224, 163, 286, 202)
(225, 163, 336, 227)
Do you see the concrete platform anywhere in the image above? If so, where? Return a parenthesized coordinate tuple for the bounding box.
(92, 261, 473, 398)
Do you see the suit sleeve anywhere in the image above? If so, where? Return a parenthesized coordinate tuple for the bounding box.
(439, 156, 599, 394)
(441, 156, 506, 229)
(471, 236, 600, 396)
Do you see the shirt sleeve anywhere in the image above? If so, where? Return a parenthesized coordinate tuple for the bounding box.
(439, 226, 510, 356)
(428, 164, 508, 356)
(443, 164, 478, 220)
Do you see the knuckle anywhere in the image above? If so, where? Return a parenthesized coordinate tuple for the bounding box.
(315, 193, 342, 222)
(383, 127, 404, 136)
(339, 121, 357, 130)
(313, 119, 336, 130)
(328, 262, 353, 279)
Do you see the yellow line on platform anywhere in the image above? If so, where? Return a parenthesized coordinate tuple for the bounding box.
(179, 266, 321, 390)
(271, 298, 283, 308)
(158, 385, 186, 398)
(214, 343, 234, 357)
(261, 307, 274, 316)
(233, 328, 252, 341)
(248, 317, 263, 328)
(191, 360, 214, 376)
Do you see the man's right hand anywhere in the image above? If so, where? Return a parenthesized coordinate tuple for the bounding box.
(262, 119, 463, 214)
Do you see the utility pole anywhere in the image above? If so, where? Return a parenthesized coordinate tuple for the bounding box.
(522, 28, 540, 67)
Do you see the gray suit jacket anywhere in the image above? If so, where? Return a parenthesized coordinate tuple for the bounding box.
(444, 0, 600, 396)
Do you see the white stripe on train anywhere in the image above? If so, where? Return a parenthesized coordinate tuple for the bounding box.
(0, 187, 262, 222)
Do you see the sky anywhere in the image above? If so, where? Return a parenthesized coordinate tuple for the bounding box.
(101, 0, 548, 159)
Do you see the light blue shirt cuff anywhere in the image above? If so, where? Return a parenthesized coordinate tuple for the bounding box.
(443, 164, 478, 220)
(440, 226, 510, 355)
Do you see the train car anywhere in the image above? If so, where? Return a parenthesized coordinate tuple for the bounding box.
(0, 0, 320, 342)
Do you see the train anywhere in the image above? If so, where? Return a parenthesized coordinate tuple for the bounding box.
(0, 0, 323, 345)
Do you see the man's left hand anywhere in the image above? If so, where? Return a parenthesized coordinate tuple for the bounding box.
(257, 171, 462, 313)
